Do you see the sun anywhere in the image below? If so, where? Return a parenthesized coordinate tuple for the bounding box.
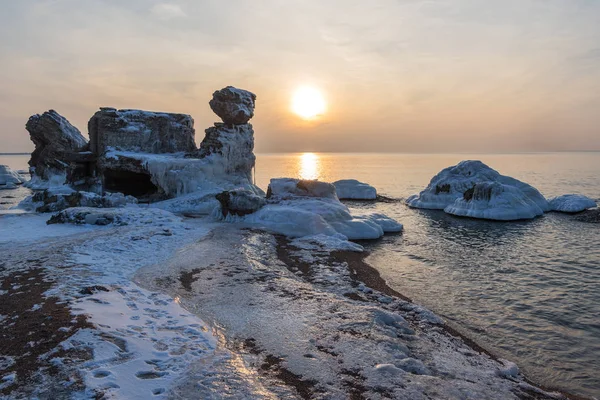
(291, 87, 326, 119)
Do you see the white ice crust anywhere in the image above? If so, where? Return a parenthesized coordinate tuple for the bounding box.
(333, 179, 377, 200)
(239, 178, 402, 247)
(444, 182, 546, 221)
(406, 160, 549, 212)
(549, 194, 597, 213)
(0, 165, 25, 188)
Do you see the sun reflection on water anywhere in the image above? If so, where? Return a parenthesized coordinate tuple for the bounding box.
(299, 152, 320, 180)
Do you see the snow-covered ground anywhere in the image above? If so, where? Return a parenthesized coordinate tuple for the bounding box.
(0, 208, 565, 399)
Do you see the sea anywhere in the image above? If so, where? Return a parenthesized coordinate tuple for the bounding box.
(2, 152, 599, 398)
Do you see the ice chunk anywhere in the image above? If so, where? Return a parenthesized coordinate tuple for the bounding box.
(549, 194, 597, 213)
(406, 160, 549, 212)
(444, 182, 545, 221)
(333, 179, 377, 200)
(0, 165, 26, 188)
(267, 178, 338, 200)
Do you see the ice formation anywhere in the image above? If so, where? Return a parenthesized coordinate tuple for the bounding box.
(549, 194, 597, 213)
(333, 179, 377, 200)
(0, 165, 25, 189)
(444, 182, 546, 221)
(406, 160, 549, 212)
(241, 178, 402, 243)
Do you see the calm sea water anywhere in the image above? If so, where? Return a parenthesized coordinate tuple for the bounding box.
(2, 152, 599, 397)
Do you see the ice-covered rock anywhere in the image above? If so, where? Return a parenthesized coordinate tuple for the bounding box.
(406, 160, 549, 212)
(47, 207, 177, 226)
(549, 194, 597, 213)
(209, 86, 256, 125)
(333, 179, 377, 200)
(444, 182, 545, 221)
(0, 165, 25, 188)
(25, 110, 89, 182)
(89, 108, 196, 155)
(267, 178, 338, 200)
(243, 178, 402, 241)
(215, 189, 266, 217)
(20, 189, 137, 213)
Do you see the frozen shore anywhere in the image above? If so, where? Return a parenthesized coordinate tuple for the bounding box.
(0, 212, 577, 399)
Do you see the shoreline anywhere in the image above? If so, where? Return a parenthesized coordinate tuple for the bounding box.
(315, 240, 588, 400)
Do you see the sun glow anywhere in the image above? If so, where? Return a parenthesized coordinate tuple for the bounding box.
(299, 152, 320, 180)
(291, 87, 326, 119)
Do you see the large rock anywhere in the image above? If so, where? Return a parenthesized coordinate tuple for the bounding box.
(333, 179, 377, 200)
(444, 182, 545, 221)
(25, 110, 89, 181)
(209, 86, 256, 125)
(89, 108, 196, 155)
(215, 189, 266, 217)
(27, 188, 137, 213)
(267, 178, 338, 200)
(406, 160, 549, 212)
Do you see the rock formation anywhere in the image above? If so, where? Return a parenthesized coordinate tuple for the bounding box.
(25, 110, 90, 183)
(406, 160, 549, 215)
(209, 86, 256, 125)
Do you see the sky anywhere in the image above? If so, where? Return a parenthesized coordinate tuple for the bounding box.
(1, 0, 599, 153)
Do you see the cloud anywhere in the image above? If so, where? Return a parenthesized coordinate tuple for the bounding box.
(150, 3, 186, 20)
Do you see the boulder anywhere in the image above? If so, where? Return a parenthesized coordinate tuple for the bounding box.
(28, 189, 137, 213)
(209, 86, 256, 125)
(549, 194, 597, 213)
(0, 165, 25, 188)
(25, 110, 88, 181)
(406, 160, 549, 212)
(267, 178, 338, 200)
(89, 108, 196, 155)
(333, 179, 377, 200)
(215, 189, 266, 217)
(574, 209, 600, 223)
(444, 182, 545, 221)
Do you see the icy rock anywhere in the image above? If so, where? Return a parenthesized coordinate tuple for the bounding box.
(27, 189, 137, 213)
(444, 182, 545, 221)
(209, 86, 256, 125)
(25, 110, 88, 181)
(0, 165, 25, 187)
(47, 207, 176, 226)
(549, 194, 597, 213)
(498, 360, 520, 378)
(89, 108, 196, 155)
(215, 189, 266, 217)
(333, 179, 377, 200)
(406, 160, 549, 212)
(267, 178, 338, 200)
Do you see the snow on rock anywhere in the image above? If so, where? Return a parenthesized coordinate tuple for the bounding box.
(549, 194, 597, 213)
(407, 160, 549, 212)
(333, 179, 377, 200)
(89, 107, 196, 155)
(18, 189, 137, 213)
(0, 165, 25, 188)
(209, 86, 256, 125)
(240, 178, 402, 242)
(267, 178, 338, 200)
(25, 110, 88, 181)
(214, 189, 266, 218)
(47, 207, 179, 226)
(444, 182, 545, 221)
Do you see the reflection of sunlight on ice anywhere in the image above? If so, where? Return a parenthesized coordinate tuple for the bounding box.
(299, 153, 320, 180)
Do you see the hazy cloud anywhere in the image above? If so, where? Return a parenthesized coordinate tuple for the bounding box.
(150, 3, 186, 20)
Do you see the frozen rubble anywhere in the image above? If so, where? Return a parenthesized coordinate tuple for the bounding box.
(444, 182, 546, 221)
(0, 165, 25, 189)
(549, 194, 597, 213)
(333, 179, 377, 200)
